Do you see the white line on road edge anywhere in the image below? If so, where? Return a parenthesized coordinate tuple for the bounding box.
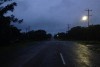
(60, 53, 66, 65)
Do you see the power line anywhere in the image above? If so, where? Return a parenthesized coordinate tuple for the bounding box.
(85, 9, 92, 27)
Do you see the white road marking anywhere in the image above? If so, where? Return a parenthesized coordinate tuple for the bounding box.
(60, 53, 66, 65)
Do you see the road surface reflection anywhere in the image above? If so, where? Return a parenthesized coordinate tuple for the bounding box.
(75, 43, 92, 67)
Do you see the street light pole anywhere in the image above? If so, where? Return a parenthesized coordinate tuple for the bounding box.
(67, 24, 70, 32)
(85, 9, 92, 27)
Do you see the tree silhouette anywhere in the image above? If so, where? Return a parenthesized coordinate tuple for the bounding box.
(68, 26, 86, 40)
(68, 25, 100, 41)
(25, 30, 52, 41)
(0, 0, 23, 45)
(55, 25, 100, 41)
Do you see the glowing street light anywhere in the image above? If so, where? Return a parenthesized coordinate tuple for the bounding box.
(57, 35, 59, 37)
(82, 16, 88, 21)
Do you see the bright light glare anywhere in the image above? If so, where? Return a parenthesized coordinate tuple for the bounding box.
(82, 16, 88, 21)
(57, 35, 59, 37)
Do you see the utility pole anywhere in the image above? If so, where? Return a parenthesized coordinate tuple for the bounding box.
(26, 26, 31, 33)
(67, 24, 70, 32)
(85, 9, 92, 27)
(67, 24, 70, 33)
(28, 26, 31, 32)
(26, 27, 28, 33)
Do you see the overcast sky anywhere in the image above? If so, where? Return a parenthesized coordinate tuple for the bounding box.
(10, 0, 100, 34)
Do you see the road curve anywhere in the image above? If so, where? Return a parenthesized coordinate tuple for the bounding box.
(0, 41, 99, 67)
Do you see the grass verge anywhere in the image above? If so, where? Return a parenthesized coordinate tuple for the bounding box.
(77, 41, 100, 53)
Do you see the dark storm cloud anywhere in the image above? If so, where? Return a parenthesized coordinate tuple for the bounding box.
(12, 0, 100, 34)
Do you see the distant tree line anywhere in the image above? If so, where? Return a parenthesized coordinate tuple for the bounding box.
(21, 30, 52, 41)
(54, 25, 100, 41)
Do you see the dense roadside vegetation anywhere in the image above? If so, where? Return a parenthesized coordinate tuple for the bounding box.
(54, 25, 100, 41)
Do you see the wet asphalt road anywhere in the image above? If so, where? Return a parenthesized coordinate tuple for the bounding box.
(0, 41, 99, 67)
